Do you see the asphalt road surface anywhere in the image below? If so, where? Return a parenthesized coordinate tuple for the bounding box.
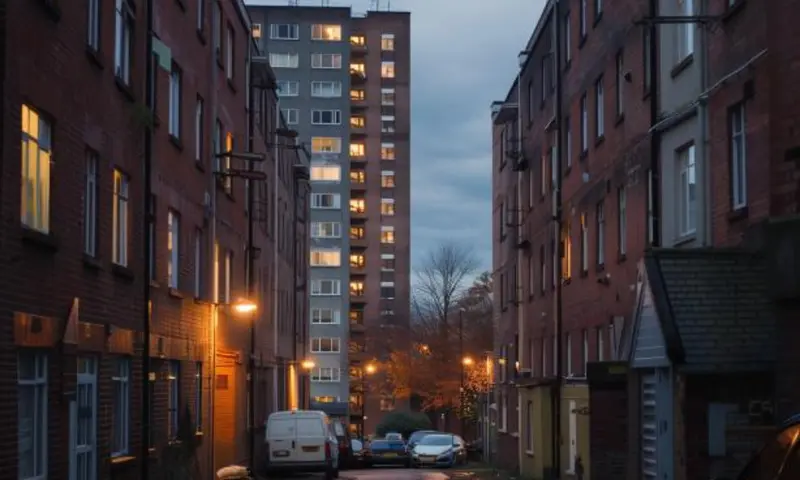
(266, 468, 451, 479)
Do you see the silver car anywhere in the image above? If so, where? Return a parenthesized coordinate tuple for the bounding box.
(410, 434, 467, 468)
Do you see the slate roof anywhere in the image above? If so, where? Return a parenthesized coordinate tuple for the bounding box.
(645, 248, 776, 373)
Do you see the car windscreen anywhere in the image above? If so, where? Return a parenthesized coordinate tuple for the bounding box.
(419, 435, 453, 446)
(332, 421, 345, 437)
(351, 439, 363, 451)
(409, 431, 435, 443)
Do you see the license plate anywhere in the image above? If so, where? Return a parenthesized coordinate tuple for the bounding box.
(422, 456, 436, 461)
(302, 446, 320, 452)
(273, 450, 290, 457)
(382, 452, 397, 457)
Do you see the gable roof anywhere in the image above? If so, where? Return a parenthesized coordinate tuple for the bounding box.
(642, 248, 776, 373)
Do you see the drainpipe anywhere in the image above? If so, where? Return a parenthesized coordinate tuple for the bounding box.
(698, 4, 711, 246)
(141, 0, 154, 477)
(515, 48, 525, 472)
(649, 0, 661, 247)
(245, 33, 256, 473)
(552, 1, 564, 477)
(272, 99, 281, 411)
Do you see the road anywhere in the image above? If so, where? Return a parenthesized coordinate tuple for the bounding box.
(340, 468, 450, 480)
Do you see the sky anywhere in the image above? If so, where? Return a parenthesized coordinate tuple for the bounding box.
(247, 0, 546, 272)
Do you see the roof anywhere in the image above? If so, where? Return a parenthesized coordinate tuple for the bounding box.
(642, 248, 776, 373)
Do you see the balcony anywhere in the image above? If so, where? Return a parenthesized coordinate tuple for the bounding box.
(350, 117, 367, 136)
(350, 226, 367, 247)
(349, 254, 366, 275)
(350, 286, 367, 304)
(350, 204, 367, 220)
(350, 91, 367, 110)
(350, 65, 367, 84)
(350, 35, 367, 55)
(350, 171, 367, 191)
(350, 317, 366, 334)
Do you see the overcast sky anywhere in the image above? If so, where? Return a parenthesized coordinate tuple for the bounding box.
(247, 0, 546, 272)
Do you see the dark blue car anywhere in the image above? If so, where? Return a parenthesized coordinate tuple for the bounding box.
(365, 439, 410, 468)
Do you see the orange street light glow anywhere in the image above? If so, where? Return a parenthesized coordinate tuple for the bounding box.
(233, 299, 257, 314)
(365, 364, 377, 374)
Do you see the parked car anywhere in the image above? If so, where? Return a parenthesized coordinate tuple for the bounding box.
(385, 432, 404, 442)
(407, 429, 440, 451)
(330, 419, 353, 469)
(348, 439, 367, 469)
(366, 438, 411, 468)
(410, 433, 467, 468)
(259, 410, 340, 480)
(736, 413, 800, 479)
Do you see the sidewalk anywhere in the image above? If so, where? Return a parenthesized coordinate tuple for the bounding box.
(447, 463, 518, 480)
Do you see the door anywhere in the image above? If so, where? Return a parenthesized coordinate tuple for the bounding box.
(641, 368, 673, 480)
(567, 400, 577, 474)
(214, 364, 236, 470)
(294, 417, 328, 463)
(73, 356, 97, 480)
(268, 417, 297, 464)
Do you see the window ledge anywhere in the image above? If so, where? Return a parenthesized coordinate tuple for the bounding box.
(580, 269, 588, 278)
(511, 432, 519, 438)
(22, 227, 59, 251)
(168, 288, 184, 299)
(722, 0, 746, 22)
(112, 263, 135, 280)
(595, 135, 605, 147)
(85, 47, 104, 70)
(115, 76, 135, 102)
(83, 254, 102, 270)
(674, 233, 696, 247)
(728, 206, 749, 222)
(110, 455, 136, 467)
(197, 29, 207, 45)
(525, 450, 535, 457)
(596, 263, 606, 273)
(617, 253, 627, 264)
(195, 160, 205, 172)
(670, 54, 694, 79)
(150, 280, 160, 288)
(578, 34, 587, 49)
(169, 135, 183, 151)
(227, 77, 238, 93)
(615, 113, 625, 127)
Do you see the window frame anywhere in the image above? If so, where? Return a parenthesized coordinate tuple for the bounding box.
(112, 169, 130, 266)
(310, 248, 342, 267)
(194, 96, 204, 163)
(84, 150, 99, 257)
(615, 50, 624, 118)
(311, 308, 340, 325)
(310, 279, 341, 296)
(194, 362, 203, 433)
(580, 213, 588, 272)
(311, 24, 342, 41)
(269, 52, 299, 69)
(18, 351, 48, 480)
(311, 109, 342, 126)
(596, 200, 605, 266)
(168, 361, 181, 440)
(87, 0, 100, 51)
(20, 104, 53, 234)
(380, 61, 396, 79)
(311, 193, 341, 209)
(595, 75, 604, 139)
(310, 81, 343, 99)
(194, 228, 203, 298)
(675, 0, 695, 63)
(677, 144, 697, 237)
(380, 33, 395, 51)
(167, 210, 181, 288)
(169, 63, 183, 139)
(270, 24, 299, 40)
(580, 93, 588, 153)
(311, 53, 343, 69)
(111, 357, 131, 457)
(276, 80, 300, 96)
(114, 0, 134, 85)
(730, 103, 747, 210)
(310, 337, 342, 353)
(618, 186, 627, 255)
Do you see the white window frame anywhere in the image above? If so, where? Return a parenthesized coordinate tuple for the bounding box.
(381, 253, 396, 271)
(566, 334, 573, 375)
(381, 170, 396, 188)
(310, 165, 342, 183)
(311, 81, 343, 98)
(75, 356, 98, 480)
(311, 193, 341, 209)
(731, 104, 747, 209)
(18, 352, 48, 480)
(270, 24, 299, 40)
(167, 210, 180, 288)
(168, 361, 180, 440)
(311, 109, 342, 125)
(226, 25, 234, 79)
(311, 308, 340, 325)
(87, 0, 100, 50)
(195, 362, 203, 433)
(380, 198, 396, 216)
(596, 201, 605, 265)
(276, 80, 299, 97)
(269, 52, 299, 68)
(194, 97, 204, 162)
(676, 0, 695, 62)
(381, 116, 396, 133)
(595, 76, 604, 138)
(678, 145, 697, 237)
(112, 169, 130, 266)
(224, 249, 232, 303)
(580, 213, 588, 272)
(381, 88, 395, 105)
(310, 249, 342, 267)
(380, 225, 395, 244)
(114, 0, 133, 84)
(580, 94, 588, 153)
(311, 53, 343, 69)
(381, 33, 395, 51)
(311, 279, 341, 296)
(618, 187, 627, 255)
(311, 221, 341, 238)
(194, 228, 203, 297)
(111, 357, 130, 457)
(311, 367, 341, 382)
(20, 105, 52, 234)
(311, 137, 342, 154)
(381, 142, 396, 160)
(311, 24, 342, 41)
(310, 337, 342, 353)
(282, 108, 299, 125)
(84, 151, 98, 256)
(381, 61, 396, 79)
(169, 66, 182, 138)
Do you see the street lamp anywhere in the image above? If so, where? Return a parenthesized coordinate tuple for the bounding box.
(458, 307, 466, 437)
(301, 359, 316, 370)
(462, 356, 474, 366)
(361, 363, 377, 438)
(231, 297, 258, 470)
(233, 298, 258, 315)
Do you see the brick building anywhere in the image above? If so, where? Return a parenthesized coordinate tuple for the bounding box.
(0, 0, 309, 479)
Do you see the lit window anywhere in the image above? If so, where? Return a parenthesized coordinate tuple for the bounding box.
(114, 0, 133, 84)
(18, 352, 48, 479)
(351, 116, 365, 128)
(20, 105, 52, 233)
(350, 170, 366, 184)
(381, 170, 396, 188)
(251, 23, 262, 39)
(349, 281, 365, 297)
(224, 132, 233, 192)
(381, 143, 395, 160)
(167, 210, 181, 288)
(381, 226, 395, 244)
(678, 145, 697, 236)
(310, 338, 341, 353)
(381, 199, 395, 216)
(561, 221, 572, 280)
(111, 357, 130, 456)
(112, 169, 130, 266)
(311, 24, 342, 41)
(730, 104, 747, 210)
(351, 89, 366, 101)
(311, 137, 342, 154)
(350, 198, 366, 214)
(269, 53, 299, 68)
(350, 63, 366, 75)
(84, 151, 98, 256)
(381, 33, 395, 51)
(311, 165, 341, 182)
(350, 253, 366, 268)
(350, 35, 366, 46)
(310, 249, 341, 267)
(350, 143, 365, 157)
(381, 61, 396, 78)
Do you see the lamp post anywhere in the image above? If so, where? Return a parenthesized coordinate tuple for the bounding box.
(361, 363, 376, 438)
(300, 360, 315, 409)
(232, 298, 257, 471)
(459, 307, 466, 435)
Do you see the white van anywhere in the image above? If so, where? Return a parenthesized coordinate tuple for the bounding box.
(259, 410, 340, 479)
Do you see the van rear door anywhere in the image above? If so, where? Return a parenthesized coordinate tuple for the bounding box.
(268, 417, 297, 463)
(294, 417, 328, 463)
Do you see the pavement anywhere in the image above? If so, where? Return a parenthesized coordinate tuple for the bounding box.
(266, 467, 450, 479)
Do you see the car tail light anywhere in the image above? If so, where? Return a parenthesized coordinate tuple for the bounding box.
(325, 442, 331, 459)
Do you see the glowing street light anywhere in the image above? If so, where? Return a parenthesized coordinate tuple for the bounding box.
(301, 360, 315, 370)
(462, 356, 474, 366)
(365, 363, 377, 375)
(233, 298, 257, 315)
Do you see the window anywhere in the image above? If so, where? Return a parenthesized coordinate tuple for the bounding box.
(194, 228, 203, 297)
(564, 13, 571, 64)
(618, 187, 627, 255)
(270, 24, 299, 40)
(168, 361, 180, 439)
(311, 222, 341, 238)
(311, 53, 342, 69)
(18, 352, 47, 479)
(381, 115, 396, 133)
(113, 169, 130, 266)
(552, 337, 558, 376)
(381, 61, 396, 78)
(269, 53, 299, 68)
(310, 279, 341, 296)
(350, 63, 366, 76)
(731, 104, 747, 209)
(311, 110, 342, 125)
(351, 226, 365, 240)
(74, 357, 98, 479)
(195, 96, 204, 162)
(311, 337, 341, 353)
(565, 116, 572, 168)
(381, 143, 396, 160)
(311, 368, 341, 382)
(196, 0, 204, 32)
(580, 213, 588, 272)
(595, 0, 603, 18)
(310, 249, 341, 267)
(351, 89, 366, 101)
(167, 210, 181, 288)
(282, 108, 299, 125)
(597, 327, 605, 361)
(562, 222, 572, 280)
(84, 151, 98, 256)
(381, 226, 395, 244)
(580, 94, 588, 153)
(596, 201, 605, 266)
(615, 50, 624, 118)
(252, 23, 262, 39)
(351, 116, 365, 128)
(678, 145, 697, 236)
(20, 105, 52, 233)
(595, 76, 604, 138)
(381, 198, 396, 216)
(194, 362, 202, 432)
(381, 33, 395, 50)
(381, 254, 395, 271)
(582, 330, 589, 375)
(350, 281, 365, 297)
(311, 308, 340, 324)
(114, 0, 133, 84)
(311, 137, 342, 154)
(148, 196, 156, 281)
(311, 81, 343, 98)
(350, 198, 366, 214)
(311, 193, 341, 209)
(540, 245, 546, 294)
(381, 170, 396, 188)
(310, 165, 341, 182)
(380, 281, 395, 299)
(225, 25, 234, 79)
(541, 155, 548, 197)
(643, 28, 652, 92)
(311, 24, 342, 41)
(223, 249, 232, 303)
(579, 0, 587, 38)
(111, 358, 130, 456)
(212, 1, 221, 59)
(169, 65, 182, 138)
(87, 0, 100, 50)
(541, 58, 548, 104)
(276, 80, 299, 97)
(223, 132, 233, 192)
(350, 143, 365, 157)
(350, 170, 366, 184)
(350, 35, 366, 46)
(381, 88, 395, 105)
(676, 0, 694, 62)
(566, 334, 573, 375)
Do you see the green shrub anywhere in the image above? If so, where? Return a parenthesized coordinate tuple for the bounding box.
(375, 410, 433, 439)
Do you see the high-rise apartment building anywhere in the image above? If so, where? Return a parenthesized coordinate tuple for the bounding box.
(248, 4, 411, 435)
